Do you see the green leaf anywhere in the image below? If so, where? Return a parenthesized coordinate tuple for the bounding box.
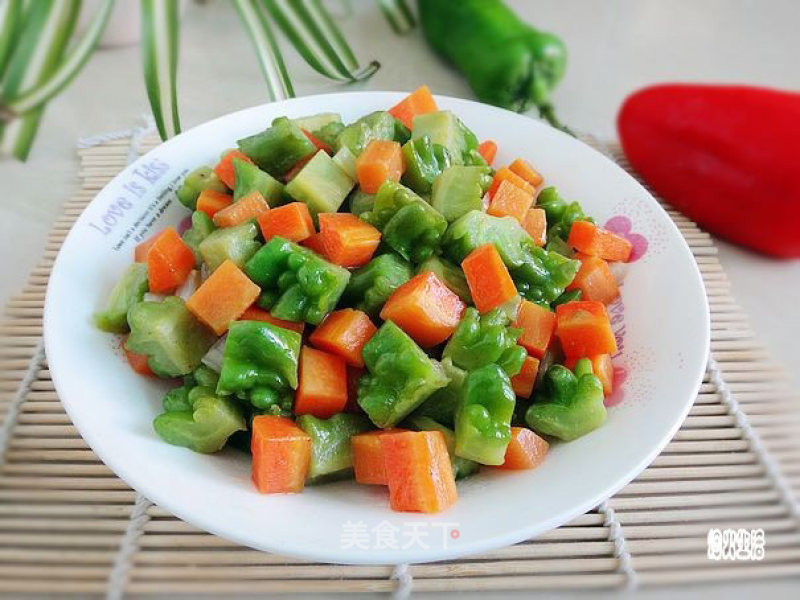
(0, 0, 81, 160)
(376, 0, 415, 34)
(264, 0, 379, 82)
(141, 0, 181, 140)
(0, 0, 25, 80)
(234, 0, 294, 101)
(5, 0, 114, 116)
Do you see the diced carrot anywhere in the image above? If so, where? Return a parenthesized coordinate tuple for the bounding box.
(496, 427, 549, 470)
(513, 300, 556, 359)
(122, 336, 153, 376)
(318, 213, 381, 268)
(251, 415, 311, 493)
(212, 191, 270, 228)
(509, 158, 543, 187)
(283, 155, 313, 183)
(523, 208, 547, 246)
(461, 244, 518, 314)
(355, 140, 404, 194)
(186, 260, 260, 335)
(146, 228, 196, 294)
(567, 254, 619, 305)
(258, 201, 315, 243)
(487, 179, 535, 223)
(477, 140, 497, 165)
(345, 366, 365, 414)
(301, 231, 329, 257)
(238, 305, 305, 334)
(380, 271, 466, 348)
(214, 150, 253, 189)
(568, 220, 633, 262)
(565, 354, 614, 396)
(134, 231, 163, 263)
(294, 346, 348, 419)
(556, 301, 618, 358)
(487, 166, 535, 199)
(388, 85, 438, 130)
(302, 129, 332, 154)
(196, 189, 233, 218)
(352, 429, 407, 485)
(309, 309, 377, 368)
(381, 430, 457, 513)
(510, 355, 540, 399)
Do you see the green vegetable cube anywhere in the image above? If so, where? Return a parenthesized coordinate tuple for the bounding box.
(198, 221, 261, 272)
(443, 307, 527, 376)
(125, 297, 217, 378)
(455, 364, 516, 465)
(182, 211, 216, 266)
(244, 236, 350, 325)
(216, 320, 302, 409)
(232, 159, 284, 206)
(358, 321, 450, 428)
(237, 116, 316, 177)
(293, 112, 342, 132)
(176, 166, 227, 210)
(335, 111, 397, 156)
(94, 263, 149, 333)
(412, 110, 479, 165)
(409, 357, 466, 428)
(401, 135, 452, 195)
(284, 150, 355, 219)
(431, 165, 492, 222)
(342, 253, 413, 316)
(296, 413, 373, 482)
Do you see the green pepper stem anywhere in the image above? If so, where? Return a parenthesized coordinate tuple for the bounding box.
(537, 102, 576, 137)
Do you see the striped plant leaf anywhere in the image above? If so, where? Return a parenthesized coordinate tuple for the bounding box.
(0, 0, 25, 81)
(141, 0, 180, 141)
(234, 0, 294, 102)
(264, 0, 379, 82)
(376, 0, 415, 34)
(0, 0, 81, 160)
(5, 0, 114, 116)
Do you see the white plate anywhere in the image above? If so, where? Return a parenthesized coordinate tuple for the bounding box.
(44, 92, 709, 565)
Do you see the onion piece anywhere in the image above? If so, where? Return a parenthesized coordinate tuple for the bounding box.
(608, 261, 630, 286)
(176, 270, 201, 301)
(143, 292, 166, 303)
(201, 333, 227, 372)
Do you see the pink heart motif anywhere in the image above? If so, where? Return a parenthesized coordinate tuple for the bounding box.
(604, 216, 648, 262)
(177, 215, 193, 236)
(604, 366, 628, 407)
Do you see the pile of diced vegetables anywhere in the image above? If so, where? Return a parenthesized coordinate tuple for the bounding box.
(95, 86, 633, 513)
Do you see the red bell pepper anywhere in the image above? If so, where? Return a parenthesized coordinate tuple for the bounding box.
(618, 84, 800, 258)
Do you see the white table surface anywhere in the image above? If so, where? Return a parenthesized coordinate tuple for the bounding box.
(2, 1, 798, 597)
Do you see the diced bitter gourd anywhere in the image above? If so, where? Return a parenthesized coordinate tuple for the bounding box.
(198, 221, 261, 272)
(296, 413, 373, 482)
(237, 117, 316, 177)
(232, 159, 284, 206)
(293, 112, 342, 133)
(431, 165, 492, 222)
(412, 111, 478, 166)
(285, 150, 355, 219)
(176, 166, 227, 209)
(335, 111, 396, 156)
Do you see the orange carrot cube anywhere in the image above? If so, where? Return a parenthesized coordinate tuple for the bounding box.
(186, 259, 260, 335)
(556, 301, 618, 358)
(523, 208, 547, 247)
(146, 228, 196, 294)
(355, 140, 404, 194)
(318, 213, 381, 268)
(352, 428, 407, 485)
(488, 179, 535, 223)
(567, 254, 620, 305)
(294, 347, 349, 419)
(509, 158, 544, 187)
(513, 300, 557, 359)
(388, 85, 438, 130)
(258, 202, 315, 243)
(212, 191, 270, 228)
(496, 427, 549, 470)
(511, 355, 540, 399)
(309, 309, 377, 368)
(487, 166, 535, 199)
(214, 149, 253, 189)
(461, 243, 518, 314)
(568, 221, 633, 262)
(251, 416, 311, 493)
(196, 189, 233, 218)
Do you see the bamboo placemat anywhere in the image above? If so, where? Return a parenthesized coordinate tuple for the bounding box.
(1, 129, 799, 597)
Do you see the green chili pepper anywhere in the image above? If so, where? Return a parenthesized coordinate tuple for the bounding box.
(443, 307, 527, 376)
(416, 255, 471, 303)
(410, 357, 466, 428)
(297, 413, 373, 483)
(232, 159, 284, 205)
(358, 321, 450, 428)
(525, 358, 607, 441)
(361, 180, 448, 263)
(444, 210, 579, 303)
(335, 111, 397, 156)
(405, 415, 479, 480)
(342, 253, 413, 316)
(93, 263, 149, 333)
(182, 211, 216, 266)
(418, 0, 572, 133)
(244, 236, 350, 325)
(454, 363, 516, 465)
(176, 166, 227, 210)
(216, 320, 302, 410)
(198, 221, 261, 272)
(400, 135, 452, 195)
(237, 116, 317, 177)
(153, 386, 246, 454)
(125, 297, 217, 378)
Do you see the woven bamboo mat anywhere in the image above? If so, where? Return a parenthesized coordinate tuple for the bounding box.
(1, 130, 799, 597)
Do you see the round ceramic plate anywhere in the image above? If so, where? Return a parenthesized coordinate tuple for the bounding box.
(44, 92, 709, 565)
